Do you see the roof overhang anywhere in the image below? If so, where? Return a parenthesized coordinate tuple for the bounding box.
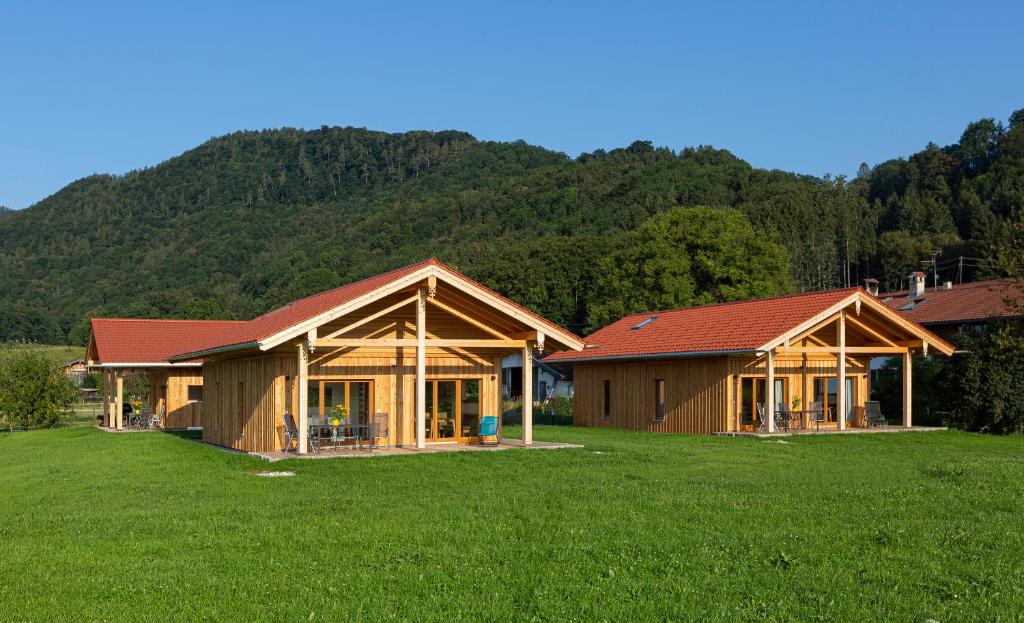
(172, 263, 584, 361)
(758, 291, 956, 357)
(548, 348, 759, 364)
(87, 362, 203, 369)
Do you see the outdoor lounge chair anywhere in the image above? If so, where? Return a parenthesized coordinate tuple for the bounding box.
(756, 403, 785, 433)
(148, 406, 164, 430)
(282, 412, 320, 453)
(369, 412, 389, 451)
(865, 401, 888, 428)
(479, 416, 499, 446)
(808, 401, 826, 431)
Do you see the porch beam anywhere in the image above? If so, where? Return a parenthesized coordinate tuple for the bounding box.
(297, 342, 309, 454)
(426, 296, 509, 339)
(522, 343, 533, 444)
(316, 338, 527, 349)
(416, 288, 427, 449)
(785, 311, 840, 346)
(844, 313, 899, 347)
(902, 350, 913, 427)
(320, 294, 419, 340)
(837, 310, 846, 431)
(773, 346, 907, 355)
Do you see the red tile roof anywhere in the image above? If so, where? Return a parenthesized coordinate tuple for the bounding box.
(170, 258, 581, 360)
(89, 318, 246, 365)
(545, 288, 863, 363)
(880, 278, 1023, 325)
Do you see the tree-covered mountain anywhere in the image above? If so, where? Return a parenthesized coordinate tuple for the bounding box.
(1, 109, 1022, 345)
(0, 206, 12, 221)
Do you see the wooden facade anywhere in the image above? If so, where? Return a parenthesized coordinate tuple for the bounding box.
(567, 292, 954, 434)
(573, 354, 871, 433)
(147, 369, 204, 429)
(190, 263, 582, 454)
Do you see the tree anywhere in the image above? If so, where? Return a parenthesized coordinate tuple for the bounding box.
(943, 323, 1024, 433)
(0, 350, 77, 429)
(587, 207, 792, 328)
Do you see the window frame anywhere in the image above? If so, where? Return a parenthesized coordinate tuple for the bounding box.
(186, 384, 204, 403)
(601, 380, 611, 420)
(654, 379, 666, 422)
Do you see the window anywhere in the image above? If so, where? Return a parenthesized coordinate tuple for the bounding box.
(187, 385, 203, 402)
(654, 379, 666, 422)
(738, 377, 787, 430)
(813, 377, 854, 424)
(601, 380, 611, 419)
(630, 316, 658, 330)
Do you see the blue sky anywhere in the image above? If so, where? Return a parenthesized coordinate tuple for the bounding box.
(2, 0, 1022, 209)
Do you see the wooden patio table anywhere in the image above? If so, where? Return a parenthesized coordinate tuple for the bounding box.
(310, 422, 370, 451)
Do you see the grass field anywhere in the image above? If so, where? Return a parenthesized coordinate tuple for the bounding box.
(1, 426, 1022, 622)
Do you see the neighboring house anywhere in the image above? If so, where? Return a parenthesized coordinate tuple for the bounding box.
(545, 288, 954, 434)
(877, 272, 1023, 341)
(92, 259, 581, 453)
(59, 359, 88, 386)
(86, 318, 246, 429)
(501, 353, 573, 400)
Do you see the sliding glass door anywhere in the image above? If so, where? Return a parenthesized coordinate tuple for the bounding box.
(421, 379, 482, 442)
(739, 377, 787, 430)
(307, 380, 373, 424)
(813, 377, 854, 425)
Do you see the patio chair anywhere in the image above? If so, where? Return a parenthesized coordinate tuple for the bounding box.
(479, 416, 499, 446)
(368, 412, 389, 452)
(148, 406, 164, 430)
(808, 401, 826, 431)
(755, 403, 784, 433)
(865, 401, 888, 428)
(282, 412, 320, 454)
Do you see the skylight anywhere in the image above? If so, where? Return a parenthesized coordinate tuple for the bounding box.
(630, 316, 658, 330)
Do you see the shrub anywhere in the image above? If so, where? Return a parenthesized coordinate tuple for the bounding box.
(943, 322, 1024, 434)
(0, 350, 78, 429)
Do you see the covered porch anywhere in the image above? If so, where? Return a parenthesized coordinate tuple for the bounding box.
(732, 294, 955, 433)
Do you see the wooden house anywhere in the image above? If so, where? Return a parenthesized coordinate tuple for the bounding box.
(86, 318, 245, 429)
(164, 259, 583, 453)
(880, 273, 1023, 341)
(545, 288, 955, 434)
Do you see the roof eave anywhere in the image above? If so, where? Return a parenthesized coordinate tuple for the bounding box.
(167, 341, 261, 362)
(549, 348, 759, 364)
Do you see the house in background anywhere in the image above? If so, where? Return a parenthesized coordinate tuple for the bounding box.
(877, 272, 1023, 340)
(501, 353, 573, 401)
(86, 318, 245, 429)
(59, 359, 88, 386)
(156, 259, 582, 453)
(546, 288, 954, 434)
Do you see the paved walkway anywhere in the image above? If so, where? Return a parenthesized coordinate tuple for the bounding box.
(252, 439, 583, 462)
(713, 425, 946, 438)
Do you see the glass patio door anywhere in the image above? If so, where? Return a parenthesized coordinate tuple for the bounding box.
(421, 379, 481, 441)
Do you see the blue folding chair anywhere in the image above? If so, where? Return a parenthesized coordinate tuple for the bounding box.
(479, 416, 499, 446)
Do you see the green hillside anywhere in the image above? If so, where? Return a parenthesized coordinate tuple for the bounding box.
(1, 110, 1022, 344)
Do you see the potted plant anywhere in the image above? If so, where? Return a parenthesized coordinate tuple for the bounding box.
(332, 404, 348, 427)
(791, 397, 801, 411)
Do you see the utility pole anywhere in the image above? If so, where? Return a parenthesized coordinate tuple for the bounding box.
(928, 250, 940, 291)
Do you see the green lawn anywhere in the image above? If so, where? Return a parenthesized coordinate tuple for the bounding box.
(1, 427, 1022, 622)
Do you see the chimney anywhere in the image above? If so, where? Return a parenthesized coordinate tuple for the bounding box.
(862, 278, 880, 297)
(908, 271, 926, 298)
(942, 281, 953, 291)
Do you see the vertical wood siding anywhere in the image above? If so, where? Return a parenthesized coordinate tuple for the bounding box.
(572, 354, 872, 434)
(147, 369, 204, 429)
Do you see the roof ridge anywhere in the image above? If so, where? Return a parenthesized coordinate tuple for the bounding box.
(92, 319, 247, 323)
(251, 258, 437, 320)
(614, 287, 862, 320)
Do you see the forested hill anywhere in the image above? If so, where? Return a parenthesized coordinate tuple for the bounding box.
(1, 109, 1022, 345)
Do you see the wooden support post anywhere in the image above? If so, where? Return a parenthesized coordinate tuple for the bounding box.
(902, 349, 912, 428)
(837, 309, 846, 431)
(765, 351, 776, 433)
(102, 370, 110, 427)
(297, 342, 309, 454)
(114, 372, 124, 431)
(522, 344, 533, 445)
(416, 287, 426, 449)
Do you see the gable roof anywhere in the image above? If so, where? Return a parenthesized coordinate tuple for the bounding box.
(88, 318, 247, 366)
(545, 287, 954, 364)
(880, 278, 1023, 325)
(169, 258, 583, 360)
